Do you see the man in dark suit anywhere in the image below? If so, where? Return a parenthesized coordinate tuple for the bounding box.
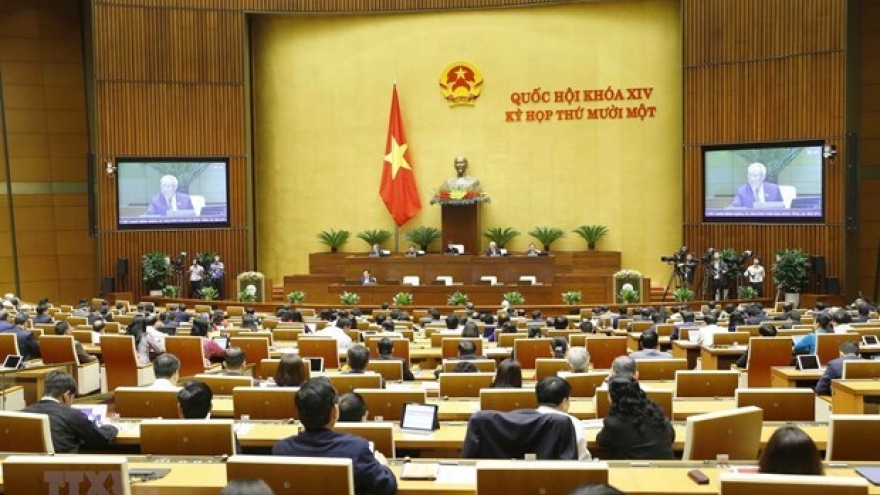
(0, 310, 13, 332)
(23, 371, 118, 453)
(177, 380, 242, 453)
(815, 341, 862, 395)
(485, 241, 502, 257)
(360, 269, 377, 285)
(375, 337, 415, 381)
(272, 377, 397, 495)
(1, 313, 40, 360)
(729, 162, 784, 208)
(54, 321, 96, 364)
(32, 304, 53, 324)
(346, 345, 384, 388)
(145, 174, 193, 215)
(221, 347, 247, 376)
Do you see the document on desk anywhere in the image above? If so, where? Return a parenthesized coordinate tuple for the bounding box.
(436, 464, 476, 485)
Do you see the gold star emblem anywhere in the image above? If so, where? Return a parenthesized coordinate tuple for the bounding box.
(384, 137, 410, 179)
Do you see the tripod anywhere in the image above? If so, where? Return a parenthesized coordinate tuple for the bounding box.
(699, 262, 713, 300)
(662, 265, 685, 301)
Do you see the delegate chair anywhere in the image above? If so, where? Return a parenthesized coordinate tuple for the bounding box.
(113, 388, 180, 419)
(72, 329, 94, 344)
(227, 456, 354, 495)
(513, 338, 553, 369)
(463, 410, 579, 460)
(443, 359, 496, 372)
(735, 325, 761, 337)
(2, 455, 131, 495)
(674, 370, 740, 398)
(535, 358, 570, 381)
(843, 360, 880, 379)
(298, 337, 340, 369)
(38, 335, 100, 394)
(718, 473, 867, 495)
(226, 306, 244, 317)
(366, 360, 404, 382)
(827, 414, 880, 461)
(586, 337, 628, 369)
(440, 372, 495, 398)
(480, 389, 538, 412)
(595, 389, 673, 420)
(0, 411, 54, 453)
(682, 406, 763, 461)
(232, 387, 299, 420)
(476, 460, 609, 495)
(258, 358, 312, 382)
(743, 337, 794, 387)
(630, 321, 653, 333)
(355, 389, 426, 421)
(735, 388, 815, 421)
(194, 374, 253, 395)
(365, 337, 410, 361)
(140, 419, 236, 456)
(497, 332, 527, 348)
(441, 338, 485, 360)
(817, 333, 860, 365)
(328, 374, 383, 394)
(333, 422, 395, 458)
(165, 336, 218, 378)
(272, 328, 302, 342)
(0, 333, 19, 361)
(229, 336, 271, 378)
(713, 332, 751, 347)
(558, 372, 608, 398)
(633, 359, 688, 381)
(100, 334, 155, 391)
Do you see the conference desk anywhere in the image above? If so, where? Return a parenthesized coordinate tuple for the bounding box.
(770, 366, 823, 388)
(342, 254, 556, 285)
(831, 380, 880, 414)
(700, 346, 747, 371)
(671, 341, 700, 369)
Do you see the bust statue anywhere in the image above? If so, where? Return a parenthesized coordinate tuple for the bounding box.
(444, 156, 480, 189)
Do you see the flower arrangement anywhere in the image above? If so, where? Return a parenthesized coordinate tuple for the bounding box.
(503, 291, 525, 306)
(430, 184, 491, 206)
(238, 271, 265, 284)
(287, 291, 306, 304)
(340, 291, 360, 306)
(617, 285, 640, 304)
(238, 289, 256, 303)
(613, 269, 643, 280)
(393, 292, 414, 306)
(447, 291, 470, 306)
(561, 291, 582, 305)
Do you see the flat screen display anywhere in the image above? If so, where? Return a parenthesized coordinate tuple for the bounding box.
(703, 142, 824, 222)
(116, 158, 230, 229)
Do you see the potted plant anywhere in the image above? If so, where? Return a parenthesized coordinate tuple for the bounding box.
(447, 291, 470, 306)
(672, 287, 695, 302)
(393, 292, 414, 306)
(236, 271, 265, 302)
(503, 291, 525, 306)
(356, 229, 392, 249)
(162, 285, 180, 298)
(317, 229, 350, 253)
(142, 251, 170, 295)
(738, 286, 758, 300)
(529, 226, 565, 252)
(561, 291, 582, 305)
(287, 291, 306, 304)
(573, 225, 609, 250)
(772, 248, 811, 305)
(404, 226, 441, 251)
(617, 285, 640, 304)
(339, 291, 360, 306)
(198, 286, 218, 300)
(483, 227, 521, 249)
(238, 289, 256, 303)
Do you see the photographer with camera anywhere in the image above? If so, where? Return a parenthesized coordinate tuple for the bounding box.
(708, 251, 729, 301)
(661, 247, 692, 300)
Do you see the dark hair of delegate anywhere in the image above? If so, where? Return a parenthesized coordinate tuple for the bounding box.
(191, 316, 211, 337)
(275, 354, 306, 387)
(491, 359, 522, 388)
(338, 392, 367, 422)
(377, 337, 394, 355)
(295, 377, 338, 431)
(551, 336, 568, 358)
(566, 484, 627, 495)
(346, 345, 370, 371)
(452, 361, 479, 373)
(177, 380, 213, 419)
(607, 376, 668, 434)
(126, 314, 147, 346)
(759, 426, 824, 475)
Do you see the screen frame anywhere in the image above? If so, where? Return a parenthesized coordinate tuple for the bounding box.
(701, 140, 825, 224)
(114, 156, 231, 230)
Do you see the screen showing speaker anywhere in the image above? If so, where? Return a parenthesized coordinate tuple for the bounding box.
(116, 158, 230, 229)
(703, 141, 824, 222)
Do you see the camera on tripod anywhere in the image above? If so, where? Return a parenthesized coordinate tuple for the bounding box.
(660, 246, 688, 264)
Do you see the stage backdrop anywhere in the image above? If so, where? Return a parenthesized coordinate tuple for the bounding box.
(252, 1, 681, 285)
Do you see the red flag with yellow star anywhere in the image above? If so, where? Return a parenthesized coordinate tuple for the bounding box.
(380, 85, 422, 227)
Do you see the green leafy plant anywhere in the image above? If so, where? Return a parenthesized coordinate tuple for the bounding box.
(528, 226, 565, 251)
(340, 291, 361, 306)
(772, 249, 811, 293)
(404, 226, 441, 251)
(317, 229, 351, 253)
(618, 286, 640, 304)
(573, 225, 609, 250)
(561, 291, 582, 305)
(393, 292, 414, 306)
(447, 291, 470, 306)
(356, 229, 393, 248)
(287, 291, 306, 304)
(503, 291, 525, 306)
(238, 290, 256, 303)
(483, 227, 521, 248)
(141, 251, 170, 291)
(199, 286, 218, 300)
(162, 285, 180, 298)
(672, 287, 695, 302)
(738, 286, 758, 299)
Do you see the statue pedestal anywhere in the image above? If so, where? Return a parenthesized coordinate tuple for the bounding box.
(441, 204, 481, 255)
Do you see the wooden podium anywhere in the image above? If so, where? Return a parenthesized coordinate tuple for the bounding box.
(441, 204, 481, 255)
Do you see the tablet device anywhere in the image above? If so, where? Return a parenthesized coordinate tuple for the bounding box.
(306, 357, 324, 373)
(400, 403, 439, 432)
(1, 355, 23, 370)
(212, 336, 229, 349)
(863, 335, 879, 346)
(796, 354, 821, 370)
(72, 404, 108, 425)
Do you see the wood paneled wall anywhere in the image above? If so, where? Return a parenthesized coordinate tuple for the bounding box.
(858, 0, 880, 300)
(682, 0, 850, 295)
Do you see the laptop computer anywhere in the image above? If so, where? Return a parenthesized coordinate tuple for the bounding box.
(399, 403, 439, 434)
(212, 336, 229, 349)
(862, 335, 879, 346)
(796, 354, 822, 371)
(1, 355, 23, 370)
(306, 357, 324, 373)
(72, 404, 108, 425)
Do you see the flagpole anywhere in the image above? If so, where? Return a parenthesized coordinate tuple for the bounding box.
(394, 226, 400, 253)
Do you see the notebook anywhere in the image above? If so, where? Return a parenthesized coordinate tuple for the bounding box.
(1, 355, 23, 370)
(400, 403, 439, 433)
(796, 354, 821, 371)
(73, 404, 108, 425)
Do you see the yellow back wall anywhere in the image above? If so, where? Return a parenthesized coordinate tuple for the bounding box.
(252, 1, 682, 285)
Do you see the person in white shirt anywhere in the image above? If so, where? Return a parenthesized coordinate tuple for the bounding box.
(695, 315, 727, 347)
(147, 353, 181, 389)
(831, 308, 855, 334)
(313, 317, 353, 351)
(744, 257, 765, 295)
(188, 259, 205, 299)
(535, 376, 591, 460)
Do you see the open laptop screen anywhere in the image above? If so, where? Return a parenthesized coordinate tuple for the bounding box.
(400, 403, 439, 431)
(796, 354, 820, 370)
(1, 355, 23, 369)
(306, 358, 324, 373)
